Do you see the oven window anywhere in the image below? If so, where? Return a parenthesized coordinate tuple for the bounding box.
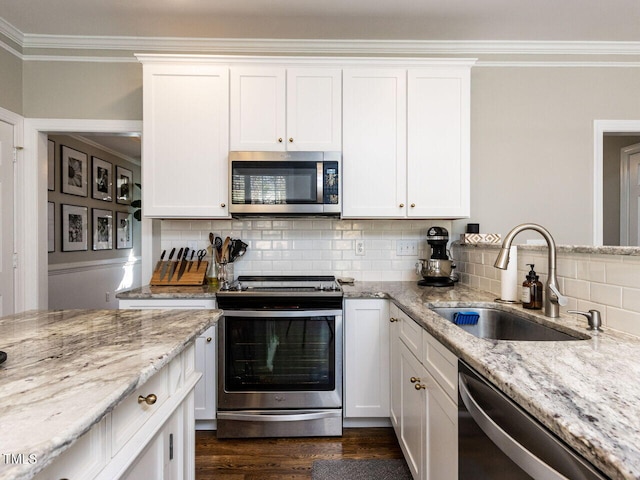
(231, 161, 318, 205)
(224, 316, 335, 391)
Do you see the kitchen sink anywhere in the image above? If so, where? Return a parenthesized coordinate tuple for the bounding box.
(431, 307, 588, 341)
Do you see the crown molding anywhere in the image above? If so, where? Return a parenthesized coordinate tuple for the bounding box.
(18, 35, 640, 56)
(0, 16, 24, 46)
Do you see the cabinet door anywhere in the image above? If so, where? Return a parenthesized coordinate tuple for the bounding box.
(342, 69, 407, 218)
(230, 67, 286, 151)
(286, 68, 342, 151)
(194, 326, 216, 421)
(407, 67, 471, 218)
(389, 304, 402, 431)
(399, 341, 425, 480)
(142, 64, 229, 218)
(425, 372, 458, 480)
(344, 299, 390, 418)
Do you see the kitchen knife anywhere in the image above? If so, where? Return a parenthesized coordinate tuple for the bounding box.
(187, 249, 195, 272)
(167, 247, 183, 282)
(176, 247, 190, 281)
(154, 250, 166, 274)
(159, 248, 175, 280)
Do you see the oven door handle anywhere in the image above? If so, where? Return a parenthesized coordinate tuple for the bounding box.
(218, 410, 341, 422)
(222, 310, 343, 318)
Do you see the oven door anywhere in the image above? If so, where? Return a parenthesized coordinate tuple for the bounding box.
(218, 309, 343, 410)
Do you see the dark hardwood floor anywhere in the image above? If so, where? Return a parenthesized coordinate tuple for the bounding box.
(195, 427, 404, 479)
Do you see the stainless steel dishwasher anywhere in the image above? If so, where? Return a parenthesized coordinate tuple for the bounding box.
(458, 360, 608, 480)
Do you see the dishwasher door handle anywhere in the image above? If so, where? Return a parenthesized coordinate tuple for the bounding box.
(458, 372, 568, 480)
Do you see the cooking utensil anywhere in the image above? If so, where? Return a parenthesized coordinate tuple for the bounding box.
(159, 248, 175, 280)
(196, 249, 207, 271)
(209, 232, 215, 245)
(176, 247, 190, 281)
(187, 250, 195, 272)
(168, 247, 183, 281)
(154, 250, 166, 274)
(222, 237, 231, 263)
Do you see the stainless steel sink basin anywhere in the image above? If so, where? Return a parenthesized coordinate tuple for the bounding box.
(431, 307, 588, 341)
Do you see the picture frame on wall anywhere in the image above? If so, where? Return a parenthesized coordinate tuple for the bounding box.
(116, 166, 133, 205)
(62, 204, 88, 251)
(92, 208, 113, 251)
(47, 201, 55, 252)
(92, 156, 113, 201)
(47, 140, 55, 191)
(61, 145, 88, 197)
(116, 211, 133, 249)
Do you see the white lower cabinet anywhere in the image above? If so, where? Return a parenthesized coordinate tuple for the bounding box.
(389, 303, 458, 480)
(35, 345, 199, 480)
(344, 299, 390, 421)
(118, 298, 217, 428)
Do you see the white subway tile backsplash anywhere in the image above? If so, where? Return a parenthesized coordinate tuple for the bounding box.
(161, 218, 449, 281)
(590, 283, 622, 307)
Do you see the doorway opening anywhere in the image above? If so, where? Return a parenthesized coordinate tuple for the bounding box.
(593, 120, 640, 246)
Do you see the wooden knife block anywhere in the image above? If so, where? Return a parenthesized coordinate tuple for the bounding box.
(150, 260, 208, 286)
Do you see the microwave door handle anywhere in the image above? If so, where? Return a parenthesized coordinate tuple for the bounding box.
(317, 162, 324, 204)
(458, 372, 568, 480)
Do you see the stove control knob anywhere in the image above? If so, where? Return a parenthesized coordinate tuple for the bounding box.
(318, 285, 326, 291)
(234, 282, 243, 291)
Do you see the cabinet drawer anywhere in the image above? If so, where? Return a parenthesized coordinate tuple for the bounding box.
(397, 310, 423, 360)
(423, 330, 457, 402)
(112, 366, 170, 454)
(34, 417, 108, 480)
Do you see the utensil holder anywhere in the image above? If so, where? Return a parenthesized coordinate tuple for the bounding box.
(217, 262, 234, 285)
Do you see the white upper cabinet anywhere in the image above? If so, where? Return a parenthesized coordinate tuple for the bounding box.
(342, 68, 407, 218)
(407, 67, 470, 218)
(230, 67, 341, 151)
(342, 63, 472, 219)
(141, 62, 230, 218)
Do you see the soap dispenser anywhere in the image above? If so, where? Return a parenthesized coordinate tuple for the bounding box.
(522, 264, 543, 310)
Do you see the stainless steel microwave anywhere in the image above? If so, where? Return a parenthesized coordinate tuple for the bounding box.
(229, 151, 341, 216)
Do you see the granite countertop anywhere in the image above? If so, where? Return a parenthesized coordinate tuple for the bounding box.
(343, 281, 640, 480)
(0, 308, 221, 480)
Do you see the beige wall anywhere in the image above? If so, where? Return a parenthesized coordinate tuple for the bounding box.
(23, 61, 142, 119)
(0, 47, 23, 115)
(7, 52, 640, 246)
(456, 66, 640, 245)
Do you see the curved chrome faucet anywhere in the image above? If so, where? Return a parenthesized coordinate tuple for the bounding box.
(494, 223, 568, 318)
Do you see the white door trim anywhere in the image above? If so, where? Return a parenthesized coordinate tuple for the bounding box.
(0, 107, 23, 314)
(593, 120, 640, 246)
(22, 118, 142, 311)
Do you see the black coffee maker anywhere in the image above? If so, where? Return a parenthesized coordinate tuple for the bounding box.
(416, 226, 455, 287)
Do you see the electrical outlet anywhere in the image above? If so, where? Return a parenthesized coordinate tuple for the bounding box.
(397, 240, 418, 256)
(355, 240, 365, 256)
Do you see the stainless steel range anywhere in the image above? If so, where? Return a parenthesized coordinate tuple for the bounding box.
(216, 275, 343, 438)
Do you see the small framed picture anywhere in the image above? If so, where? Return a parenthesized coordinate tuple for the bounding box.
(47, 140, 55, 191)
(61, 145, 88, 197)
(92, 157, 113, 201)
(116, 211, 133, 249)
(62, 204, 88, 251)
(116, 166, 133, 205)
(47, 201, 55, 252)
(92, 208, 113, 250)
